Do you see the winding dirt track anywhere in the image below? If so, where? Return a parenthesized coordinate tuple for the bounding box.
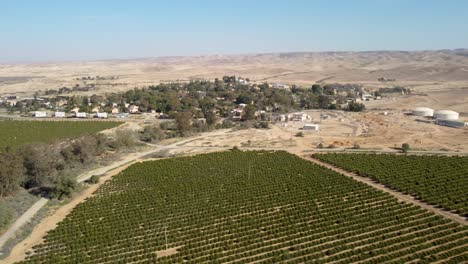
(1, 160, 143, 264)
(0, 199, 48, 252)
(304, 156, 468, 226)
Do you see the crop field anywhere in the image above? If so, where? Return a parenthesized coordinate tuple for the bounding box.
(0, 120, 121, 149)
(19, 151, 468, 263)
(313, 153, 468, 217)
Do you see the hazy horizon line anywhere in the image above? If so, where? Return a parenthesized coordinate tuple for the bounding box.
(1, 48, 467, 65)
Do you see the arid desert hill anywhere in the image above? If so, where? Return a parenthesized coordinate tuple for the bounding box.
(1, 49, 468, 96)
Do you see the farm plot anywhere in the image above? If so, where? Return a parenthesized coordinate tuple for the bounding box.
(0, 120, 121, 149)
(19, 151, 468, 263)
(313, 153, 468, 218)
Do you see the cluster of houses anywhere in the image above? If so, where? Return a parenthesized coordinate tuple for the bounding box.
(31, 110, 108, 119)
(271, 112, 311, 122)
(0, 94, 155, 119)
(270, 112, 320, 131)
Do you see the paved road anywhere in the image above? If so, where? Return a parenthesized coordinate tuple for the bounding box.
(305, 156, 468, 226)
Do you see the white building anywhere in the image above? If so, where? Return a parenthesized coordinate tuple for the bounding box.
(303, 124, 319, 131)
(272, 83, 290, 89)
(433, 110, 459, 120)
(128, 105, 139, 113)
(54, 112, 66, 118)
(75, 112, 87, 118)
(290, 112, 309, 122)
(32, 111, 47, 118)
(231, 108, 243, 119)
(96, 112, 108, 119)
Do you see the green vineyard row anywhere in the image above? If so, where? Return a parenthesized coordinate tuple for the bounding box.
(0, 120, 121, 149)
(19, 151, 468, 263)
(313, 153, 468, 217)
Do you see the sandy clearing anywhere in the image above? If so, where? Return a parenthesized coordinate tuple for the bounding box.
(156, 246, 181, 258)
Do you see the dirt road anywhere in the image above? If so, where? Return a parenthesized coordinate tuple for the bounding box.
(0, 199, 48, 254)
(0, 159, 145, 264)
(3, 126, 467, 263)
(0, 131, 233, 262)
(0, 147, 160, 259)
(305, 156, 468, 226)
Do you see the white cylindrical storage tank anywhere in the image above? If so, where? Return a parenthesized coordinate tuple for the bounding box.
(412, 107, 434, 117)
(434, 110, 459, 120)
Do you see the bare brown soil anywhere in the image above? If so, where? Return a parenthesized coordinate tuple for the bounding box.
(156, 247, 181, 258)
(2, 50, 468, 96)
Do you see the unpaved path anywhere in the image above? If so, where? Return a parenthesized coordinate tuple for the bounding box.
(0, 131, 232, 263)
(0, 147, 158, 258)
(0, 199, 48, 252)
(3, 127, 467, 263)
(1, 159, 144, 264)
(305, 156, 468, 226)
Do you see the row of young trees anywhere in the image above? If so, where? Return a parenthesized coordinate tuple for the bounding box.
(313, 153, 468, 217)
(20, 151, 468, 263)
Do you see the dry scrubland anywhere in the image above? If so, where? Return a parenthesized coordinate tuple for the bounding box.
(2, 50, 468, 97)
(15, 151, 468, 263)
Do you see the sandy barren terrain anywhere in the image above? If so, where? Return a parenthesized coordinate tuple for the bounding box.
(1, 50, 468, 96)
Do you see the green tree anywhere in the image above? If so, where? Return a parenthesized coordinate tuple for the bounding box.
(20, 144, 58, 188)
(311, 84, 323, 95)
(347, 102, 366, 112)
(55, 174, 77, 199)
(110, 129, 137, 149)
(175, 112, 193, 137)
(205, 111, 217, 126)
(0, 148, 25, 197)
(242, 105, 256, 121)
(402, 143, 410, 153)
(140, 125, 165, 143)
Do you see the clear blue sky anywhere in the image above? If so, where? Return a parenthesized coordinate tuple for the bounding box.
(1, 0, 467, 62)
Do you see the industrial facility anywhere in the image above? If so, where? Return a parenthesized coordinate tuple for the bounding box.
(412, 107, 434, 117)
(436, 119, 468, 128)
(433, 110, 459, 120)
(411, 108, 465, 128)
